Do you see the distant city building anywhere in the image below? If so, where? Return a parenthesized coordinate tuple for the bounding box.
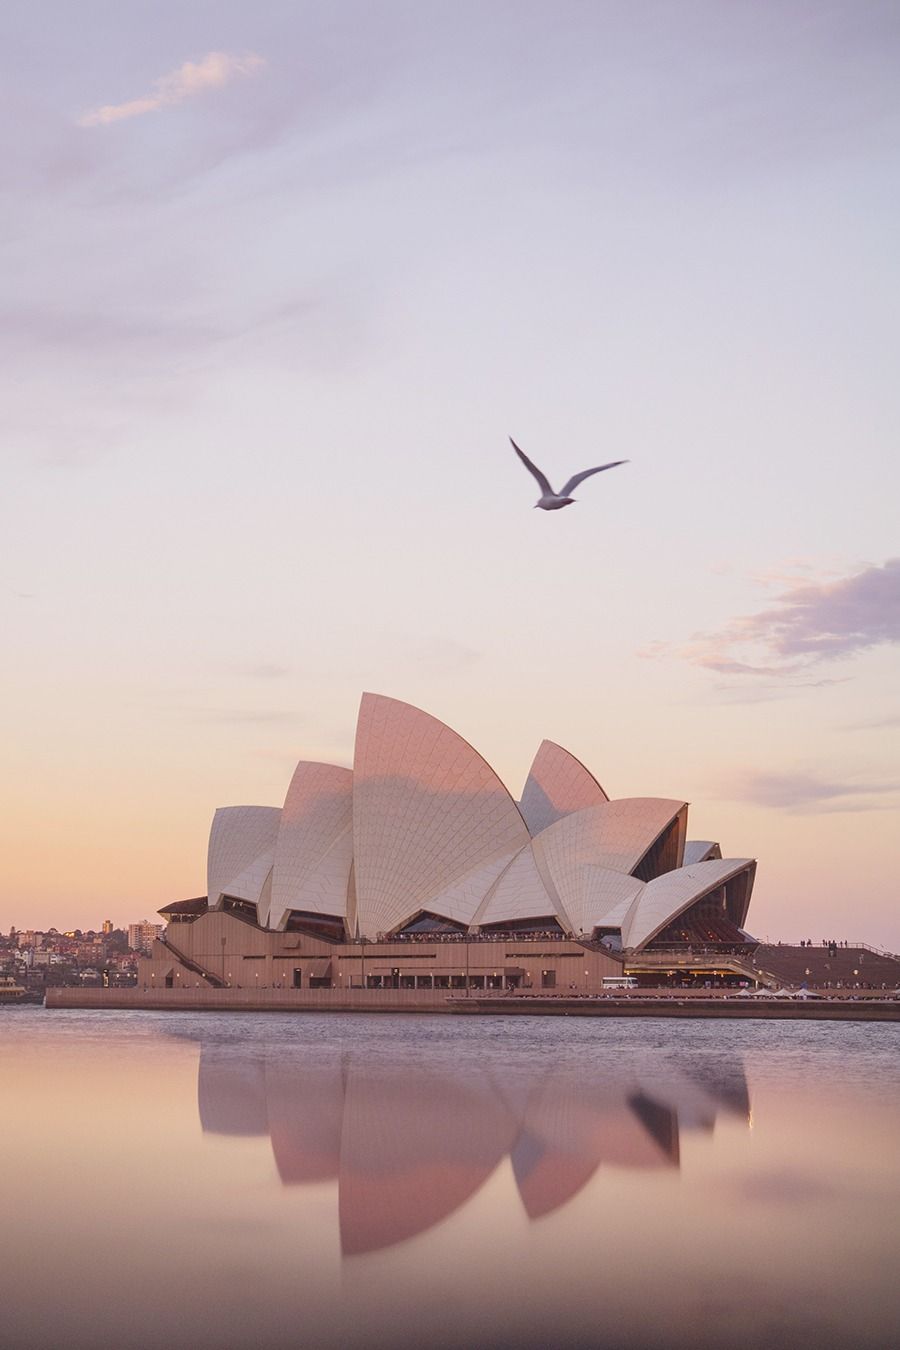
(128, 921, 164, 954)
(102, 919, 113, 935)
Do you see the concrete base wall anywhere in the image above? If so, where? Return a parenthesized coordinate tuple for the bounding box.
(135, 909, 624, 995)
(46, 986, 457, 1012)
(45, 987, 900, 1020)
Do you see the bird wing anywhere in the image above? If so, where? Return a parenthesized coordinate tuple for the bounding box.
(510, 437, 553, 495)
(560, 461, 628, 496)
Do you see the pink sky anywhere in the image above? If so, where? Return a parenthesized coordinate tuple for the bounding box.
(1, 2, 898, 945)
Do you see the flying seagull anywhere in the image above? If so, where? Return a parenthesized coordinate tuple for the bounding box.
(510, 436, 627, 510)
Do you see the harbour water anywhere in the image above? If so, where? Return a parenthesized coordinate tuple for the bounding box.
(2, 1009, 898, 1350)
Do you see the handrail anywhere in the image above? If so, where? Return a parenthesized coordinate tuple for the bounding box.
(756, 941, 898, 959)
(158, 933, 227, 988)
(345, 932, 571, 945)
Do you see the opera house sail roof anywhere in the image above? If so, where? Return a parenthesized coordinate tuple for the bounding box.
(203, 692, 757, 951)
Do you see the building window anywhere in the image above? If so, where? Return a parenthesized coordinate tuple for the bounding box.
(292, 968, 302, 989)
(541, 969, 556, 989)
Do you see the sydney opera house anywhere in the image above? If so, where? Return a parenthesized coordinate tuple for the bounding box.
(136, 693, 759, 999)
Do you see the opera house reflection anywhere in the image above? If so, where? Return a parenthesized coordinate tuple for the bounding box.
(196, 1043, 750, 1255)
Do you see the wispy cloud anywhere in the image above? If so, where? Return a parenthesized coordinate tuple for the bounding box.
(842, 713, 900, 732)
(645, 559, 900, 678)
(698, 677, 851, 707)
(78, 51, 265, 128)
(722, 770, 900, 814)
(0, 305, 219, 352)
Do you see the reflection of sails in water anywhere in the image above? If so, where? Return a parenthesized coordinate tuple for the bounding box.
(197, 1046, 750, 1255)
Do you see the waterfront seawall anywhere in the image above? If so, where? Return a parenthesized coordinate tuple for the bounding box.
(44, 987, 900, 1020)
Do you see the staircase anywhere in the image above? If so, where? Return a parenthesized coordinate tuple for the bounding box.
(753, 944, 900, 990)
(625, 948, 782, 988)
(158, 933, 227, 988)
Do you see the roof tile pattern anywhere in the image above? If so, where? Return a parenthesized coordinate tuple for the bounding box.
(269, 762, 353, 929)
(683, 841, 722, 864)
(352, 693, 530, 936)
(207, 806, 281, 910)
(564, 865, 644, 937)
(427, 848, 524, 927)
(222, 853, 275, 913)
(532, 798, 688, 903)
(474, 844, 561, 927)
(624, 858, 756, 950)
(203, 693, 757, 945)
(519, 740, 608, 835)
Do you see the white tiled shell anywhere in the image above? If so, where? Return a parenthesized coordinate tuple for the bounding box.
(352, 693, 531, 937)
(257, 867, 273, 924)
(683, 841, 722, 864)
(532, 797, 688, 902)
(519, 740, 609, 836)
(268, 762, 353, 930)
(426, 848, 524, 927)
(474, 844, 563, 927)
(221, 853, 275, 918)
(623, 858, 756, 951)
(564, 865, 645, 937)
(207, 806, 282, 909)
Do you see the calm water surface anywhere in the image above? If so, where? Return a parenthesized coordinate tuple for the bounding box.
(2, 1009, 899, 1350)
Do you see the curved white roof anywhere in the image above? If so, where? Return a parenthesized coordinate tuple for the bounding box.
(425, 849, 524, 927)
(519, 740, 608, 836)
(352, 693, 530, 936)
(532, 797, 687, 892)
(683, 841, 722, 865)
(268, 762, 353, 930)
(474, 843, 563, 927)
(200, 695, 757, 942)
(623, 858, 756, 951)
(221, 852, 275, 913)
(564, 865, 644, 938)
(207, 805, 281, 911)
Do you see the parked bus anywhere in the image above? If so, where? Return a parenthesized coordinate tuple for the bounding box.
(601, 975, 639, 989)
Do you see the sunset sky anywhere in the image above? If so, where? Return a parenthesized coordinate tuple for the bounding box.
(2, 1, 898, 944)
